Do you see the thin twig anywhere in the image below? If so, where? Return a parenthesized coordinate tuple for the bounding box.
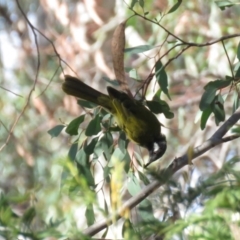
(0, 86, 23, 98)
(130, 9, 240, 94)
(0, 0, 40, 152)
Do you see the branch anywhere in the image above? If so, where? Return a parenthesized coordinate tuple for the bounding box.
(130, 9, 240, 87)
(131, 9, 240, 48)
(0, 0, 41, 152)
(83, 109, 240, 236)
(0, 0, 67, 152)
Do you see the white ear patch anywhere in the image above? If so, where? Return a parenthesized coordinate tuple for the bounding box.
(153, 142, 160, 153)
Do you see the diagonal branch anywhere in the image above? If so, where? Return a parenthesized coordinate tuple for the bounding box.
(83, 109, 240, 236)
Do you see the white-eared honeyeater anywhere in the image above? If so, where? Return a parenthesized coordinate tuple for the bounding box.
(62, 75, 166, 167)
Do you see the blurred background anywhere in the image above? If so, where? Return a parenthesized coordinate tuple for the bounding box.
(0, 0, 240, 239)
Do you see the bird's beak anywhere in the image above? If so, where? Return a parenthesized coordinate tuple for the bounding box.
(144, 135, 167, 168)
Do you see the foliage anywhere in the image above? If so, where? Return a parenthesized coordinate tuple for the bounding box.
(0, 0, 240, 239)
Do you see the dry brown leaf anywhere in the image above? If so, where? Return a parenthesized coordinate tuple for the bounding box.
(111, 20, 131, 95)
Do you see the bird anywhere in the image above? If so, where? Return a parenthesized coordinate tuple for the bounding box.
(62, 75, 167, 167)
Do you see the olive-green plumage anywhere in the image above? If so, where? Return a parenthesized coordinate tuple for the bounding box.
(62, 75, 166, 167)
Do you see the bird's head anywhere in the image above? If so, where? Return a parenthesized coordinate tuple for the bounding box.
(145, 134, 167, 168)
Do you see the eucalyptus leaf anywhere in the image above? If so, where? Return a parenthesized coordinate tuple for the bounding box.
(102, 77, 119, 86)
(85, 114, 102, 136)
(48, 125, 65, 138)
(76, 149, 95, 187)
(100, 132, 113, 161)
(215, 0, 234, 10)
(204, 79, 231, 90)
(65, 115, 85, 136)
(200, 107, 212, 130)
(125, 45, 155, 54)
(199, 87, 216, 111)
(235, 64, 240, 78)
(130, 0, 138, 9)
(232, 92, 240, 113)
(127, 175, 141, 196)
(103, 165, 112, 183)
(155, 60, 171, 100)
(85, 204, 95, 226)
(139, 0, 144, 8)
(213, 95, 225, 125)
(84, 137, 99, 155)
(168, 0, 182, 14)
(139, 199, 156, 221)
(237, 41, 240, 61)
(118, 131, 128, 153)
(68, 141, 78, 161)
(77, 99, 97, 108)
(146, 100, 174, 119)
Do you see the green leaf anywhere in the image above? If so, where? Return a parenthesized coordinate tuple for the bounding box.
(76, 149, 95, 187)
(124, 45, 155, 54)
(84, 137, 99, 155)
(68, 141, 78, 161)
(123, 151, 131, 173)
(199, 87, 217, 111)
(65, 115, 85, 136)
(138, 171, 150, 185)
(134, 151, 144, 166)
(85, 114, 102, 136)
(129, 68, 138, 79)
(213, 94, 225, 125)
(235, 63, 240, 78)
(205, 188, 240, 211)
(103, 165, 112, 183)
(47, 125, 65, 138)
(85, 204, 95, 226)
(22, 207, 36, 225)
(168, 0, 182, 14)
(118, 131, 128, 153)
(215, 0, 234, 10)
(164, 111, 174, 119)
(102, 77, 119, 86)
(146, 100, 174, 119)
(122, 219, 136, 238)
(146, 100, 166, 114)
(100, 132, 113, 161)
(231, 127, 240, 134)
(204, 79, 231, 90)
(147, 96, 174, 119)
(139, 199, 156, 221)
(109, 148, 125, 165)
(77, 99, 96, 108)
(234, 61, 240, 71)
(155, 60, 171, 100)
(107, 146, 130, 171)
(101, 115, 112, 130)
(237, 42, 240, 61)
(139, 0, 144, 8)
(127, 174, 141, 196)
(232, 92, 240, 113)
(76, 148, 89, 166)
(200, 107, 212, 130)
(101, 227, 109, 239)
(130, 0, 138, 9)
(200, 79, 231, 111)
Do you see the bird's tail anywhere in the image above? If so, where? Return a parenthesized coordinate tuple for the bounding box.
(62, 75, 112, 111)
